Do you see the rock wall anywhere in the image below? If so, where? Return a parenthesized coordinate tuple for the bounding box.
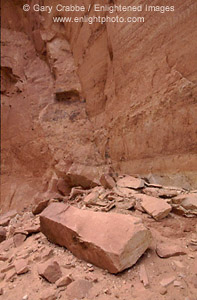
(1, 0, 197, 211)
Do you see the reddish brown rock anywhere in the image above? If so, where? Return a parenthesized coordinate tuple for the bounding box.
(38, 260, 62, 283)
(1, 264, 15, 273)
(56, 274, 73, 288)
(157, 188, 181, 198)
(115, 199, 135, 210)
(0, 274, 6, 282)
(136, 194, 172, 220)
(139, 264, 149, 287)
(100, 174, 116, 189)
(41, 248, 54, 262)
(83, 190, 99, 206)
(69, 187, 88, 199)
(62, 163, 102, 188)
(171, 193, 197, 216)
(13, 233, 26, 247)
(114, 186, 138, 198)
(66, 279, 93, 300)
(117, 176, 145, 190)
(156, 244, 187, 258)
(0, 254, 8, 262)
(143, 187, 181, 199)
(5, 269, 16, 282)
(40, 288, 57, 300)
(23, 224, 40, 234)
(40, 203, 152, 273)
(160, 276, 176, 287)
(32, 199, 50, 215)
(0, 210, 17, 226)
(57, 178, 71, 196)
(0, 227, 6, 243)
(15, 259, 29, 275)
(0, 238, 14, 252)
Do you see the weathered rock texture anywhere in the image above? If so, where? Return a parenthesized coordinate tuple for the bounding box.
(1, 0, 197, 211)
(40, 203, 152, 273)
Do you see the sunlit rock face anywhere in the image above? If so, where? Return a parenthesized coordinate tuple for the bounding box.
(1, 0, 197, 211)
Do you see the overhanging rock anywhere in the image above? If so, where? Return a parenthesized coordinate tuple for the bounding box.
(40, 203, 152, 273)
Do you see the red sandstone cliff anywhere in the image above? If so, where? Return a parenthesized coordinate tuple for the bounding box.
(1, 0, 197, 211)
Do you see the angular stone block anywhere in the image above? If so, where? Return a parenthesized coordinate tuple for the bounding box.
(40, 203, 152, 273)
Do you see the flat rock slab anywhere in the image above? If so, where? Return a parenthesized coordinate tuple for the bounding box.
(156, 243, 187, 258)
(136, 194, 171, 220)
(117, 176, 145, 189)
(40, 203, 152, 273)
(66, 279, 93, 300)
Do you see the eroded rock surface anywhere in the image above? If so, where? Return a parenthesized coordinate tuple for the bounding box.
(1, 1, 197, 214)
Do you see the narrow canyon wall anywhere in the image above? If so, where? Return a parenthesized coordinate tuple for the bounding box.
(1, 0, 197, 211)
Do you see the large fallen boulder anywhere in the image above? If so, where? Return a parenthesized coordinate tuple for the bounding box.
(40, 203, 152, 274)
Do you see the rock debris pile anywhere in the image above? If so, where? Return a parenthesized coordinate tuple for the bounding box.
(0, 174, 197, 300)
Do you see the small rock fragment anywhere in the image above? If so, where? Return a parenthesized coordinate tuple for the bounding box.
(0, 274, 5, 282)
(83, 191, 99, 206)
(23, 225, 40, 234)
(172, 193, 197, 216)
(38, 260, 62, 283)
(66, 279, 93, 300)
(156, 244, 186, 258)
(160, 276, 176, 287)
(1, 264, 15, 273)
(174, 280, 182, 287)
(115, 199, 135, 210)
(15, 259, 29, 275)
(32, 199, 50, 215)
(41, 248, 54, 262)
(0, 227, 6, 243)
(13, 233, 26, 247)
(117, 176, 144, 189)
(0, 238, 13, 251)
(40, 288, 57, 300)
(173, 260, 185, 269)
(139, 264, 149, 287)
(0, 288, 3, 295)
(100, 174, 116, 189)
(57, 178, 70, 196)
(56, 274, 73, 287)
(0, 254, 8, 261)
(0, 210, 17, 227)
(159, 287, 167, 295)
(5, 269, 16, 282)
